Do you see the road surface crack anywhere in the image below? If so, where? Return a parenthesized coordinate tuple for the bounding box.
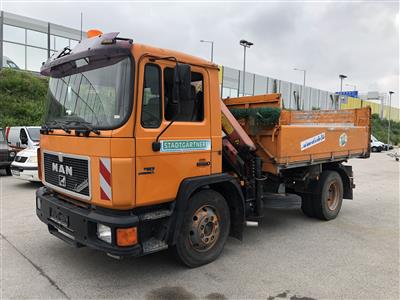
(1, 233, 70, 299)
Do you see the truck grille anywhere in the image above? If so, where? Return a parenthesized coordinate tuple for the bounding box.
(43, 152, 90, 199)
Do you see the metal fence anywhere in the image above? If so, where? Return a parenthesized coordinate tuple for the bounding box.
(220, 65, 336, 111)
(220, 65, 399, 121)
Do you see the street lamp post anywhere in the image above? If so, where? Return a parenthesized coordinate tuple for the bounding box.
(240, 39, 253, 96)
(294, 68, 306, 105)
(200, 40, 214, 62)
(338, 74, 347, 109)
(387, 91, 394, 145)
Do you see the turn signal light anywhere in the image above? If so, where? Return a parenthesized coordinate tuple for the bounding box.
(116, 227, 137, 247)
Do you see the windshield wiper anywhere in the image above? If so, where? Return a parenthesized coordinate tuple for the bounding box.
(45, 120, 71, 134)
(67, 121, 100, 136)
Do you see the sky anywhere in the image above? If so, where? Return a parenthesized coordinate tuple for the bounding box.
(1, 0, 399, 107)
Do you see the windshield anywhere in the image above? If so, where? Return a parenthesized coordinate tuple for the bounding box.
(371, 135, 378, 142)
(45, 57, 132, 129)
(27, 127, 40, 142)
(0, 130, 4, 142)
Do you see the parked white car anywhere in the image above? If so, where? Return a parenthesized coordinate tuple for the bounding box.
(11, 146, 40, 182)
(6, 126, 40, 150)
(371, 135, 385, 152)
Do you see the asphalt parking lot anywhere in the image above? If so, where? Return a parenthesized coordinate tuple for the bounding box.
(1, 151, 399, 300)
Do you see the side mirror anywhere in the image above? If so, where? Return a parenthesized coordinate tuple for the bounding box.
(173, 63, 191, 106)
(20, 131, 28, 145)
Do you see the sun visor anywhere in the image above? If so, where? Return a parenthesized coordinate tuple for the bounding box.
(40, 32, 132, 78)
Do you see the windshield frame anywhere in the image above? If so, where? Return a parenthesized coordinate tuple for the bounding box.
(44, 55, 135, 131)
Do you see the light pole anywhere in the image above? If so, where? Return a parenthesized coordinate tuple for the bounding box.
(200, 40, 214, 62)
(338, 74, 347, 109)
(387, 91, 394, 145)
(294, 68, 306, 105)
(240, 39, 253, 96)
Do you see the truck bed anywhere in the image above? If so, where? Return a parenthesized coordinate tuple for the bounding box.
(223, 94, 371, 174)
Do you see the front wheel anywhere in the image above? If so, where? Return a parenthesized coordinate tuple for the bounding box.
(172, 189, 230, 268)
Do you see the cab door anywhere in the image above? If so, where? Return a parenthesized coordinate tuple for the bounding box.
(135, 59, 211, 207)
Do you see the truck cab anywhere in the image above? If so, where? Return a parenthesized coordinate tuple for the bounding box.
(37, 32, 231, 266)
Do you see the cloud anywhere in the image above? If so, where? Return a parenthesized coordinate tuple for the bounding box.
(3, 0, 399, 106)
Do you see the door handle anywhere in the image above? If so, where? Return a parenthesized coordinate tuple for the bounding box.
(197, 160, 211, 167)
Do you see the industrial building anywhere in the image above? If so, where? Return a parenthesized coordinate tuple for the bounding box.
(0, 10, 398, 120)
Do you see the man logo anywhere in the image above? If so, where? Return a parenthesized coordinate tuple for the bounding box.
(52, 163, 73, 176)
(59, 175, 66, 187)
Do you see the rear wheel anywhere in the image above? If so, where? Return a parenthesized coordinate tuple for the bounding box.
(301, 171, 343, 220)
(301, 194, 315, 218)
(172, 189, 230, 268)
(371, 146, 378, 152)
(313, 171, 343, 220)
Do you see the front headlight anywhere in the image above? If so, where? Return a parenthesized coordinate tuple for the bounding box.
(9, 151, 16, 158)
(29, 156, 38, 163)
(97, 224, 112, 244)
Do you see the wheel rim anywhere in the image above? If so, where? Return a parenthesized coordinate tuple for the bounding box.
(189, 205, 220, 252)
(327, 181, 339, 211)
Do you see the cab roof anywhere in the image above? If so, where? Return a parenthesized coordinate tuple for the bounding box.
(132, 43, 219, 70)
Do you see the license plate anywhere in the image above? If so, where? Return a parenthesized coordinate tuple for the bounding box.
(11, 169, 20, 176)
(49, 207, 70, 229)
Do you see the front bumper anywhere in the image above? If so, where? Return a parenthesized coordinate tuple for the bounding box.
(36, 186, 142, 256)
(11, 164, 40, 182)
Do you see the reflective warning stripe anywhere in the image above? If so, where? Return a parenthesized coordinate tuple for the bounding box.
(99, 158, 111, 200)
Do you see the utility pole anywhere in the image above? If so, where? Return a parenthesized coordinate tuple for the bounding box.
(387, 91, 394, 145)
(80, 12, 83, 41)
(200, 40, 214, 62)
(240, 40, 253, 96)
(294, 68, 306, 106)
(339, 74, 347, 109)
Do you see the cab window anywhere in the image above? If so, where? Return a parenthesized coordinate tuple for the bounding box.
(141, 64, 162, 128)
(164, 68, 204, 122)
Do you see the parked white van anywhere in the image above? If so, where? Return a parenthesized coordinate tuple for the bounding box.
(11, 146, 40, 182)
(6, 126, 40, 150)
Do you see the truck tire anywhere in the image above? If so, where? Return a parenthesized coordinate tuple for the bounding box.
(301, 180, 318, 218)
(301, 194, 315, 218)
(172, 189, 230, 268)
(312, 171, 343, 220)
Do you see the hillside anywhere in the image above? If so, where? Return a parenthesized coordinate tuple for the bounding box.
(0, 69, 48, 128)
(0, 69, 399, 145)
(371, 113, 400, 145)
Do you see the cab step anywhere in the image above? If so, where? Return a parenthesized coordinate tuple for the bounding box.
(142, 238, 168, 254)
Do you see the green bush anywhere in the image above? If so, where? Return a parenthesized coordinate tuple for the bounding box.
(229, 107, 281, 127)
(371, 113, 400, 145)
(0, 69, 48, 128)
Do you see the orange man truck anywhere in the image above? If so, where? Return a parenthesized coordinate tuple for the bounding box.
(36, 32, 371, 267)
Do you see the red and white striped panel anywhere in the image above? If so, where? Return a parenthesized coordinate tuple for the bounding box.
(99, 158, 112, 201)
